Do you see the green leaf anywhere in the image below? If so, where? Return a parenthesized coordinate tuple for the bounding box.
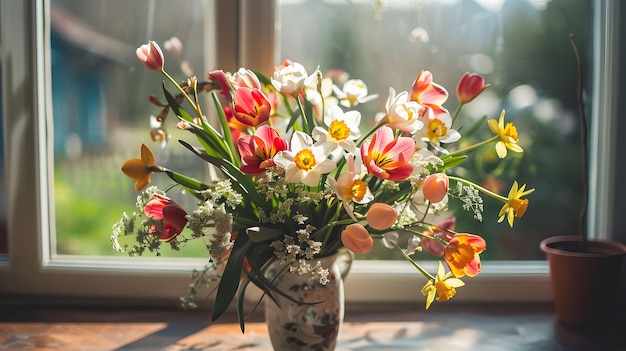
(245, 226, 284, 243)
(164, 170, 208, 191)
(162, 82, 193, 123)
(211, 232, 251, 322)
(253, 70, 272, 86)
(178, 140, 270, 214)
(440, 155, 468, 170)
(236, 277, 251, 333)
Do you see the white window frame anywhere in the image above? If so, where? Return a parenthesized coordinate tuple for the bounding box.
(0, 0, 620, 305)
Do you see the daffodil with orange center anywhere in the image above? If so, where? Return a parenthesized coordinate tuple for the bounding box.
(327, 155, 373, 221)
(121, 144, 164, 191)
(414, 109, 460, 154)
(421, 261, 465, 309)
(312, 105, 361, 154)
(488, 109, 524, 159)
(273, 131, 336, 187)
(499, 181, 535, 227)
(443, 233, 486, 278)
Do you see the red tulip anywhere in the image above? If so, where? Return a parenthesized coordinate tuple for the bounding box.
(456, 72, 490, 104)
(144, 194, 188, 242)
(233, 87, 271, 127)
(237, 125, 287, 174)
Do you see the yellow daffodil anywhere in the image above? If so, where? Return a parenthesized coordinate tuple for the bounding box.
(121, 144, 163, 191)
(488, 109, 523, 158)
(421, 261, 465, 309)
(498, 181, 535, 227)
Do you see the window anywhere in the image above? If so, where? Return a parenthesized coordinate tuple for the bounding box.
(0, 0, 622, 304)
(277, 0, 589, 262)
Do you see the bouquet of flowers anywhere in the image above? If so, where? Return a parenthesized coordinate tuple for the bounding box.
(112, 39, 534, 328)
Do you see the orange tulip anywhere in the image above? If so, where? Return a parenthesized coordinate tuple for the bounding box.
(341, 224, 374, 254)
(443, 233, 486, 278)
(366, 203, 398, 230)
(422, 173, 449, 204)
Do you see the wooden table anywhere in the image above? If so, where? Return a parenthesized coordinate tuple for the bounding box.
(1, 302, 623, 350)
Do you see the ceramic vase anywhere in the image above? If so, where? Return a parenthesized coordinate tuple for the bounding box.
(263, 252, 351, 351)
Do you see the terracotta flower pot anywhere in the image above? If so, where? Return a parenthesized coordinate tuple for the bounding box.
(540, 235, 626, 326)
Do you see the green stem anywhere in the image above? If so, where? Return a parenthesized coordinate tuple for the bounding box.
(402, 227, 450, 246)
(394, 245, 434, 280)
(448, 135, 499, 157)
(356, 122, 385, 147)
(448, 175, 507, 202)
(451, 103, 463, 127)
(295, 95, 310, 133)
(161, 69, 203, 118)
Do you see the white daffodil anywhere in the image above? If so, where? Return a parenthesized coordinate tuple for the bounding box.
(311, 105, 361, 154)
(377, 87, 424, 134)
(414, 109, 460, 154)
(273, 131, 337, 187)
(327, 154, 373, 221)
(333, 79, 378, 108)
(271, 61, 318, 95)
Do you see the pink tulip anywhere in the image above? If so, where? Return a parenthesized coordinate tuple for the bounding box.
(237, 125, 287, 174)
(233, 87, 271, 127)
(422, 173, 449, 204)
(136, 41, 164, 72)
(341, 224, 374, 254)
(208, 70, 234, 101)
(361, 126, 414, 181)
(422, 217, 456, 257)
(366, 203, 398, 230)
(410, 70, 449, 116)
(232, 68, 262, 90)
(456, 72, 490, 104)
(144, 194, 188, 242)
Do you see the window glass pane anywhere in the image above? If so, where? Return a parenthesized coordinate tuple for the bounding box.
(277, 0, 590, 260)
(0, 5, 6, 254)
(51, 0, 210, 257)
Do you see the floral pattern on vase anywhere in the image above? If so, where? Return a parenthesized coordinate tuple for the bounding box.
(264, 252, 351, 351)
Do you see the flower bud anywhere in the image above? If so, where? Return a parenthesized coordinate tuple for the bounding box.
(136, 41, 164, 72)
(422, 173, 449, 204)
(366, 203, 398, 230)
(341, 224, 374, 254)
(163, 37, 183, 58)
(456, 72, 490, 104)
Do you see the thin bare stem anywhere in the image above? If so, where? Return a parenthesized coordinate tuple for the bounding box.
(569, 33, 588, 250)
